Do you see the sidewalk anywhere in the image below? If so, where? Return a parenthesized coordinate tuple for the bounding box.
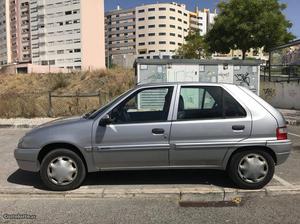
(278, 109, 300, 126)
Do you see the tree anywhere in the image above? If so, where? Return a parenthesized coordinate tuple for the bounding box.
(176, 31, 210, 59)
(206, 0, 295, 59)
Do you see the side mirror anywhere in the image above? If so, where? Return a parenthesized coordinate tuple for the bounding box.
(99, 114, 112, 126)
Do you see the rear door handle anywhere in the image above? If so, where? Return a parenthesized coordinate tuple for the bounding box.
(232, 125, 245, 131)
(152, 128, 165, 135)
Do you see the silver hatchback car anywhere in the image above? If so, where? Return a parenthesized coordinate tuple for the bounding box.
(15, 83, 292, 191)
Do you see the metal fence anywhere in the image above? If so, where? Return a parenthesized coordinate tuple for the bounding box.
(261, 65, 300, 83)
(0, 91, 109, 118)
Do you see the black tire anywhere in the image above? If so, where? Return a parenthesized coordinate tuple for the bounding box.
(227, 149, 275, 189)
(40, 149, 86, 191)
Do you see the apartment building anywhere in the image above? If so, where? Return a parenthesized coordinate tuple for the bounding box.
(0, 0, 12, 66)
(30, 0, 105, 70)
(135, 3, 189, 59)
(105, 7, 136, 67)
(105, 2, 217, 67)
(190, 8, 217, 36)
(10, 0, 31, 63)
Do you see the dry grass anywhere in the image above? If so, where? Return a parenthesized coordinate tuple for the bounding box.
(0, 68, 135, 118)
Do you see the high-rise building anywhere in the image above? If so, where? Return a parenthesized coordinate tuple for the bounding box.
(135, 2, 189, 59)
(30, 0, 105, 70)
(0, 0, 12, 66)
(10, 0, 31, 63)
(190, 8, 217, 36)
(105, 2, 217, 67)
(105, 7, 136, 68)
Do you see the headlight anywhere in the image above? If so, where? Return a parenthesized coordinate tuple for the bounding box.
(17, 137, 25, 148)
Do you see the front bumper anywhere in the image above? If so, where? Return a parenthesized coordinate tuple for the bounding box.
(266, 140, 293, 165)
(14, 148, 40, 172)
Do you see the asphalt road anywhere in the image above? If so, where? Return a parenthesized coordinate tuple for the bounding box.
(0, 126, 300, 190)
(0, 195, 300, 224)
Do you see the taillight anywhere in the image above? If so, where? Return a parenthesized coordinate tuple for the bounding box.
(276, 126, 288, 140)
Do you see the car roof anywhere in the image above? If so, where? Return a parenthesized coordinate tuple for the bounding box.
(136, 82, 237, 88)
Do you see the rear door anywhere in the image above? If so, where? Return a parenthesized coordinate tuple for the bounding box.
(169, 85, 252, 168)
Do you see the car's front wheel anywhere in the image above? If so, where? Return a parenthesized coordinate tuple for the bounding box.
(40, 149, 86, 191)
(228, 149, 275, 189)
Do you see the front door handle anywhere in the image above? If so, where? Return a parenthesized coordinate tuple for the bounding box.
(152, 128, 165, 135)
(232, 125, 245, 131)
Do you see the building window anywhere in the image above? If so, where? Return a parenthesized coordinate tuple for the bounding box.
(159, 24, 166, 28)
(170, 41, 176, 45)
(170, 8, 175, 12)
(159, 16, 166, 19)
(159, 7, 166, 11)
(170, 33, 175, 36)
(139, 34, 145, 37)
(74, 49, 81, 53)
(178, 18, 182, 22)
(178, 10, 182, 14)
(170, 16, 175, 20)
(178, 26, 182, 30)
(139, 42, 145, 46)
(148, 25, 155, 28)
(138, 9, 145, 13)
(159, 41, 166, 44)
(148, 41, 155, 45)
(138, 26, 145, 29)
(170, 25, 175, 28)
(138, 18, 145, 21)
(159, 32, 166, 36)
(148, 16, 155, 20)
(148, 33, 155, 36)
(148, 8, 155, 12)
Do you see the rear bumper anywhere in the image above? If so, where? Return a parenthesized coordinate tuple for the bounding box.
(14, 148, 40, 172)
(266, 140, 292, 165)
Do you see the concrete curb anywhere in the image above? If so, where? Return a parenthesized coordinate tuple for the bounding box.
(0, 185, 300, 201)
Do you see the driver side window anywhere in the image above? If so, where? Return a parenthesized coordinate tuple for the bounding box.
(109, 87, 174, 124)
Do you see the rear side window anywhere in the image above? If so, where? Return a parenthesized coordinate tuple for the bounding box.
(223, 90, 246, 118)
(177, 86, 246, 120)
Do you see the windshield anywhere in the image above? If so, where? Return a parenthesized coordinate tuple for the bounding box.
(87, 88, 134, 119)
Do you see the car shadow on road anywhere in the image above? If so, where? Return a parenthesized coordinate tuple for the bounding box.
(7, 169, 235, 190)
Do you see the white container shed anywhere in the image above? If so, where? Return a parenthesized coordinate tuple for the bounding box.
(135, 59, 262, 95)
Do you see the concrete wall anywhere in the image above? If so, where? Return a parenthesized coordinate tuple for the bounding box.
(260, 80, 300, 110)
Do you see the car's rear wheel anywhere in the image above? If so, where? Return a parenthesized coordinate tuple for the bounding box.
(40, 149, 86, 191)
(228, 149, 275, 189)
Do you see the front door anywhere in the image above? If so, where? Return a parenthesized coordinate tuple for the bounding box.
(92, 86, 175, 169)
(170, 85, 252, 168)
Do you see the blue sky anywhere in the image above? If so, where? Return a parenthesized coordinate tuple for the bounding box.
(104, 0, 300, 38)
